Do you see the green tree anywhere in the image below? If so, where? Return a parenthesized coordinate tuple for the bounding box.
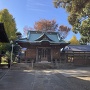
(79, 36, 89, 45)
(53, 0, 90, 43)
(16, 32, 22, 39)
(0, 9, 17, 51)
(70, 35, 79, 45)
(0, 9, 17, 40)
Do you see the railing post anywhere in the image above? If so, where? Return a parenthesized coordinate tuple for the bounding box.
(31, 59, 34, 68)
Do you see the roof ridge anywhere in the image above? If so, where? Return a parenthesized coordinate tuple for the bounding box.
(35, 33, 54, 41)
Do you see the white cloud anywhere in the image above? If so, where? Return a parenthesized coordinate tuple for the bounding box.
(26, 0, 51, 12)
(27, 8, 47, 12)
(30, 2, 50, 7)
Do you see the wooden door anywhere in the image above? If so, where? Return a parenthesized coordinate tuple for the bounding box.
(38, 48, 51, 61)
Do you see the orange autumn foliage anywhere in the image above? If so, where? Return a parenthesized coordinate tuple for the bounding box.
(59, 25, 71, 39)
(34, 19, 58, 31)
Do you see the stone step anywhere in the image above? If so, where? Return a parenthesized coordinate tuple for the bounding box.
(38, 61, 51, 63)
(31, 62, 54, 69)
(11, 63, 75, 70)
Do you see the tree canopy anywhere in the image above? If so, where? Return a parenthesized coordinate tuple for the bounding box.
(0, 9, 17, 41)
(16, 32, 22, 39)
(23, 19, 70, 39)
(23, 25, 35, 36)
(34, 19, 58, 31)
(53, 0, 90, 43)
(70, 35, 79, 45)
(0, 9, 17, 51)
(59, 25, 70, 39)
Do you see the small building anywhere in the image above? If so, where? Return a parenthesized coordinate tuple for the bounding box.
(63, 45, 90, 66)
(16, 31, 69, 62)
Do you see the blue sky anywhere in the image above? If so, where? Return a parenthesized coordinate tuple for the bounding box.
(0, 0, 81, 41)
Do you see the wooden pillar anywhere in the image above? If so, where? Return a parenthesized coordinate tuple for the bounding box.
(36, 47, 38, 62)
(51, 49, 53, 62)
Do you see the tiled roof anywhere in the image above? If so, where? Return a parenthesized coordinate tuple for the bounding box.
(17, 31, 68, 44)
(27, 31, 66, 43)
(65, 45, 90, 51)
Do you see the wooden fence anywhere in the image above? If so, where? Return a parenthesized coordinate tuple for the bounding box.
(60, 51, 90, 66)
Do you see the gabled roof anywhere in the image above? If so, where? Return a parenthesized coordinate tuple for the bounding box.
(0, 23, 9, 43)
(35, 33, 54, 42)
(26, 31, 66, 43)
(65, 45, 90, 51)
(16, 31, 69, 46)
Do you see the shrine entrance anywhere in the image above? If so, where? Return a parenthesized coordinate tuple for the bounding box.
(38, 48, 51, 62)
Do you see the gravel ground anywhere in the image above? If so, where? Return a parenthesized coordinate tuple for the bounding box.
(0, 63, 90, 90)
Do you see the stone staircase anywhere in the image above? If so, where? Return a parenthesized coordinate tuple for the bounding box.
(11, 62, 75, 70)
(33, 61, 53, 69)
